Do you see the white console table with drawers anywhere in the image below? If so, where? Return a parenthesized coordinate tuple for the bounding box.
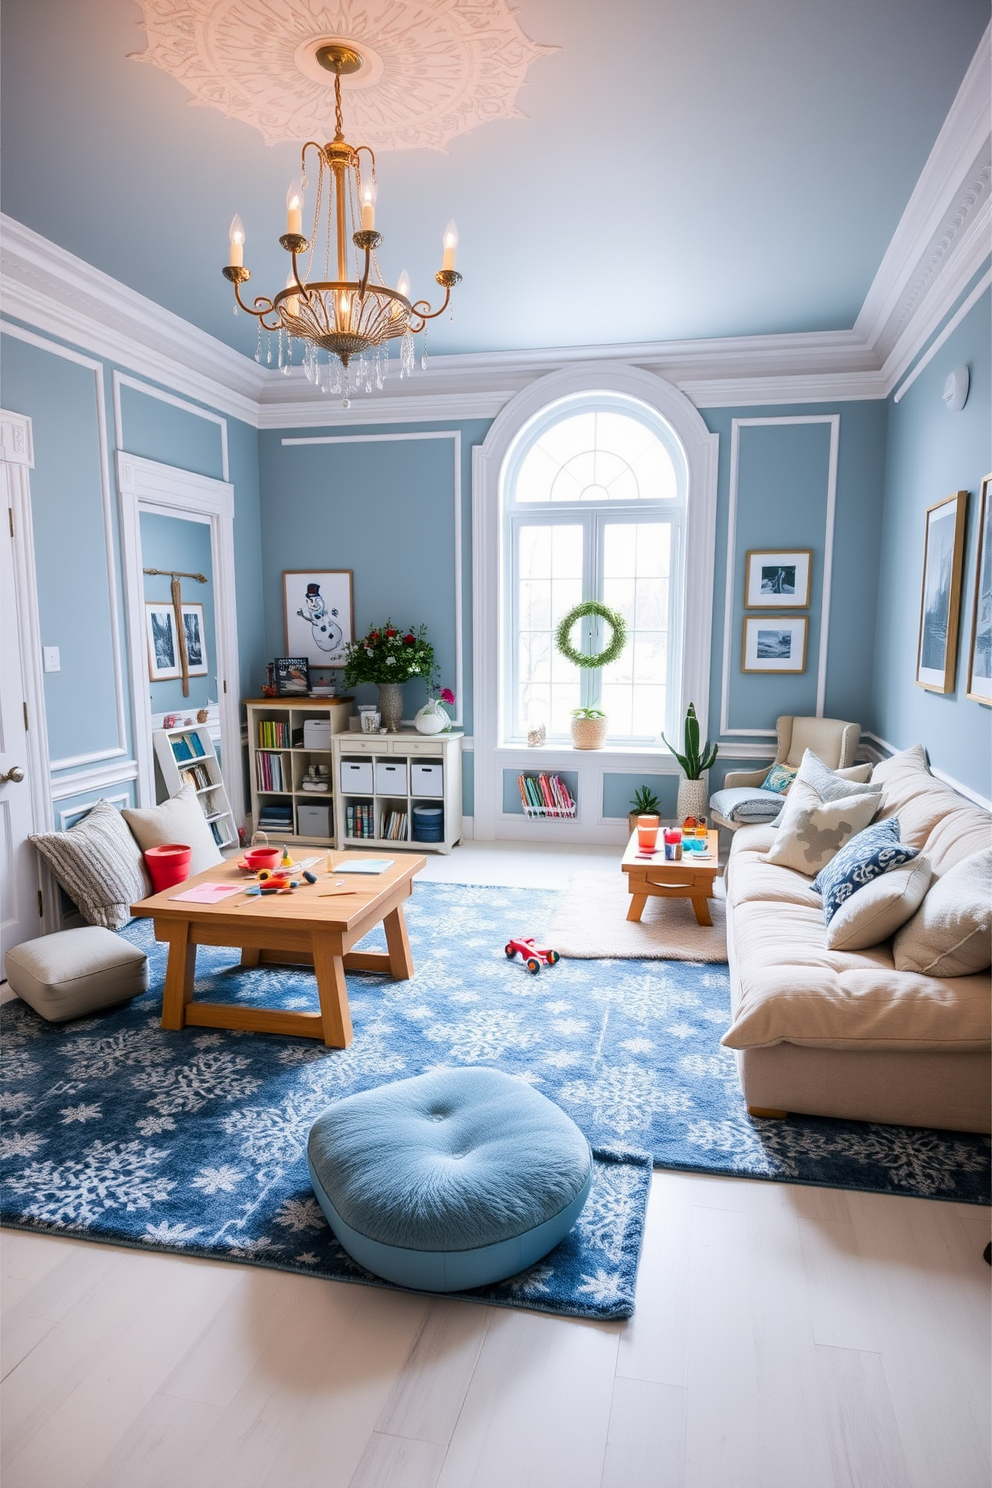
(332, 730, 463, 855)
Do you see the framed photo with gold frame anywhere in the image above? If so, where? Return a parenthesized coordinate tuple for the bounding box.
(916, 491, 967, 694)
(742, 614, 808, 673)
(744, 549, 812, 608)
(966, 474, 991, 705)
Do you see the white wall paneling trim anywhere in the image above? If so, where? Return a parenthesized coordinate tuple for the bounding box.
(58, 792, 130, 830)
(116, 452, 243, 815)
(49, 759, 139, 800)
(1, 321, 131, 773)
(280, 430, 464, 727)
(112, 371, 230, 482)
(862, 732, 992, 810)
(472, 364, 718, 842)
(892, 267, 992, 403)
(719, 415, 839, 738)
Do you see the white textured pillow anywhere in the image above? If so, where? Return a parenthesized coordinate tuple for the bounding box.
(765, 750, 881, 876)
(30, 798, 150, 930)
(893, 849, 992, 977)
(123, 784, 224, 876)
(826, 856, 932, 951)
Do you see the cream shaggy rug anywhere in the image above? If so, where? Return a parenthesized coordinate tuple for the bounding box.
(547, 871, 728, 961)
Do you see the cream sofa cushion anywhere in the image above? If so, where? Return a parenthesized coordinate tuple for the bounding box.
(871, 745, 992, 875)
(765, 751, 881, 876)
(722, 894, 991, 1051)
(893, 849, 992, 977)
(123, 784, 223, 877)
(825, 856, 931, 951)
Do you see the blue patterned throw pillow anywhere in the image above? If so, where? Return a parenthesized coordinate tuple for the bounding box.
(811, 818, 919, 925)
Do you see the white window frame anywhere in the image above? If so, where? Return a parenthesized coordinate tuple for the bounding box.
(502, 392, 687, 746)
(472, 363, 718, 843)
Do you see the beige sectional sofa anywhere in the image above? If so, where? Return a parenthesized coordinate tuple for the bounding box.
(722, 746, 991, 1133)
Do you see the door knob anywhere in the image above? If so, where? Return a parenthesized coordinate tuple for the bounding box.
(0, 765, 24, 784)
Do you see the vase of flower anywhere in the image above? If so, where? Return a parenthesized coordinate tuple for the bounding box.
(377, 682, 405, 733)
(414, 688, 455, 735)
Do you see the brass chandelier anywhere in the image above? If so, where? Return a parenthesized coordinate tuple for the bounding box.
(222, 43, 462, 401)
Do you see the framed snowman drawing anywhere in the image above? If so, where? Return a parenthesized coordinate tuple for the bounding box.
(283, 571, 354, 668)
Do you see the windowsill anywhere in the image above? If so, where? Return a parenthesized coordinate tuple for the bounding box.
(496, 740, 680, 766)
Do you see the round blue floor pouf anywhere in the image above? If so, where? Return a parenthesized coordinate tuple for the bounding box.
(307, 1066, 593, 1292)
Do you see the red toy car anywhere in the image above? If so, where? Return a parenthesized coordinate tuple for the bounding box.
(504, 937, 561, 974)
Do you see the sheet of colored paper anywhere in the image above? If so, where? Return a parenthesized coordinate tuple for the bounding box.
(168, 883, 245, 903)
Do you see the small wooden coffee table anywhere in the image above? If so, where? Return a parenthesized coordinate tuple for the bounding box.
(621, 829, 721, 926)
(131, 852, 425, 1048)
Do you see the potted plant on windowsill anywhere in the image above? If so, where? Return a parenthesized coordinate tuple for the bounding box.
(662, 702, 718, 821)
(571, 706, 608, 750)
(628, 784, 663, 834)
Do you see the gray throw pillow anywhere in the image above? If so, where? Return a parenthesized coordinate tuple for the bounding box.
(30, 798, 150, 931)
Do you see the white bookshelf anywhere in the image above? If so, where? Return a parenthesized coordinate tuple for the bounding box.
(153, 724, 239, 851)
(245, 697, 353, 847)
(332, 731, 463, 855)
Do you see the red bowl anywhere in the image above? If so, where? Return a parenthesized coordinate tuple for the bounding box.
(145, 843, 192, 892)
(244, 848, 281, 870)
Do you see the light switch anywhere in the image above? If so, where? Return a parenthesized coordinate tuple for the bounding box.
(43, 646, 61, 672)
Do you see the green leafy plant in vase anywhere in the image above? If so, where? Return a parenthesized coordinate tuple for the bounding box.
(662, 702, 718, 821)
(628, 783, 663, 833)
(570, 706, 607, 751)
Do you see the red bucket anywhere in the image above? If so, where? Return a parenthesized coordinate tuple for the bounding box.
(144, 843, 192, 892)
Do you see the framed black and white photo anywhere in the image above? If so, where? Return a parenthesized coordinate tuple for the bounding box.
(744, 549, 812, 608)
(742, 614, 808, 673)
(283, 570, 354, 668)
(146, 603, 180, 681)
(916, 491, 967, 694)
(966, 474, 991, 705)
(180, 604, 208, 676)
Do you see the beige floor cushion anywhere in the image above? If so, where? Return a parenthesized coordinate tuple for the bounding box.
(123, 783, 224, 877)
(29, 799, 150, 931)
(5, 927, 148, 1022)
(893, 848, 992, 977)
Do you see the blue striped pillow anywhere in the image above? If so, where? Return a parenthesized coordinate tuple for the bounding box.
(811, 818, 919, 925)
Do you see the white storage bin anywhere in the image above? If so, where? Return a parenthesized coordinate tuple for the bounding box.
(340, 759, 373, 794)
(303, 719, 333, 748)
(411, 762, 444, 797)
(375, 760, 408, 794)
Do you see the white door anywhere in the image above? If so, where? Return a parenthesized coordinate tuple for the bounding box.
(1, 475, 42, 966)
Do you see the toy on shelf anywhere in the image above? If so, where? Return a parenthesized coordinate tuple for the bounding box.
(504, 937, 561, 974)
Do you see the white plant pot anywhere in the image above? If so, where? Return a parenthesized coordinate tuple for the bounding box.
(676, 776, 708, 822)
(414, 700, 450, 735)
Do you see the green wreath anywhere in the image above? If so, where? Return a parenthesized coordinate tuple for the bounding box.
(555, 601, 628, 669)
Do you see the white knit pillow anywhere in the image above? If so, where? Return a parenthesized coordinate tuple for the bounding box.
(30, 798, 150, 931)
(123, 784, 224, 877)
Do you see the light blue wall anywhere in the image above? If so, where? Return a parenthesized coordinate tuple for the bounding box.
(257, 421, 488, 726)
(119, 384, 225, 480)
(140, 512, 216, 712)
(871, 285, 992, 796)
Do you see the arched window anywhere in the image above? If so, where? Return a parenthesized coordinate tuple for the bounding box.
(502, 392, 687, 743)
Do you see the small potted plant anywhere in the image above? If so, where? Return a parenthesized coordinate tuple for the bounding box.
(628, 784, 662, 834)
(571, 706, 607, 750)
(662, 702, 718, 820)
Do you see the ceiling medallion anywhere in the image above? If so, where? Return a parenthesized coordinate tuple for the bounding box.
(131, 0, 557, 152)
(222, 48, 462, 403)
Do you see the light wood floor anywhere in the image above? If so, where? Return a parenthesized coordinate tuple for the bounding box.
(2, 841, 990, 1486)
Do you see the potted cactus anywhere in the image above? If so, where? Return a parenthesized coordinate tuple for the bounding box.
(628, 784, 663, 834)
(662, 702, 718, 821)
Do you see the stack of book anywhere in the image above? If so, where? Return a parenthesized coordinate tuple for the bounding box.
(257, 802, 293, 831)
(256, 752, 287, 791)
(346, 804, 376, 839)
(379, 809, 408, 841)
(517, 773, 577, 819)
(170, 731, 207, 763)
(257, 720, 291, 748)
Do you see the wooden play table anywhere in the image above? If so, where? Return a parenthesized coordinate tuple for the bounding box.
(621, 829, 721, 926)
(130, 851, 425, 1048)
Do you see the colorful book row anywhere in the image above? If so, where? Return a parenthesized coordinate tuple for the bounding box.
(170, 731, 207, 763)
(257, 720, 291, 748)
(517, 773, 576, 818)
(380, 810, 408, 841)
(346, 804, 377, 839)
(256, 752, 287, 791)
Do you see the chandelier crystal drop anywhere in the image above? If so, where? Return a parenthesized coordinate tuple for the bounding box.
(221, 44, 462, 399)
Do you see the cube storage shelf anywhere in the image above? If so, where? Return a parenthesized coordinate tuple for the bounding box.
(245, 697, 354, 847)
(332, 731, 463, 855)
(153, 723, 238, 850)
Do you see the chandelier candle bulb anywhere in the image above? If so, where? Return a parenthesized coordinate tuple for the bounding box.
(441, 219, 458, 271)
(360, 178, 377, 230)
(284, 272, 299, 316)
(285, 182, 302, 235)
(228, 214, 245, 267)
(392, 269, 411, 317)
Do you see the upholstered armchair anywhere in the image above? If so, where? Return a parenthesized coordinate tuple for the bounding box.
(712, 715, 862, 830)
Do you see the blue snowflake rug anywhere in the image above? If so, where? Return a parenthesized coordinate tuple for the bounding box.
(1, 884, 987, 1319)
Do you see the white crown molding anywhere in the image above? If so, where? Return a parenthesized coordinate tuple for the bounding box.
(0, 215, 264, 426)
